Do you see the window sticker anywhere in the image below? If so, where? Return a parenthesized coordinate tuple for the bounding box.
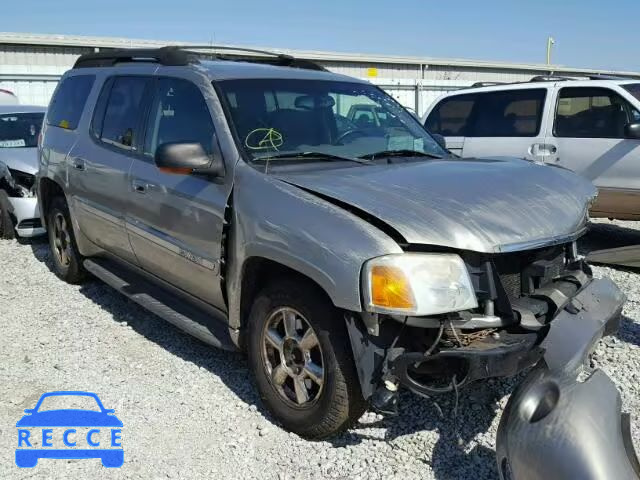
(245, 128, 284, 150)
(0, 139, 26, 148)
(387, 135, 415, 151)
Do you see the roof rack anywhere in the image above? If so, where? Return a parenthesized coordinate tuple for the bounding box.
(529, 75, 572, 82)
(587, 74, 634, 81)
(73, 45, 327, 71)
(469, 81, 505, 88)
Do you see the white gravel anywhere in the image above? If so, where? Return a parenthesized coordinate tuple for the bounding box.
(1, 220, 639, 479)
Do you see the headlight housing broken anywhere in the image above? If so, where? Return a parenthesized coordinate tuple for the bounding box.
(362, 253, 478, 316)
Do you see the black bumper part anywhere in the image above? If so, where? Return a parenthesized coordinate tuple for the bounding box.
(496, 277, 639, 480)
(389, 333, 543, 395)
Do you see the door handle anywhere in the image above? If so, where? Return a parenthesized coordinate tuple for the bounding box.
(528, 143, 557, 158)
(72, 158, 86, 171)
(132, 180, 148, 194)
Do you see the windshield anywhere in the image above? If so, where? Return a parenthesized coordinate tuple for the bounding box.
(217, 79, 446, 164)
(623, 83, 640, 102)
(0, 112, 44, 148)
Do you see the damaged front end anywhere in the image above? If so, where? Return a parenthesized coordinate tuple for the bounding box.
(496, 276, 640, 480)
(346, 240, 638, 477)
(0, 161, 44, 237)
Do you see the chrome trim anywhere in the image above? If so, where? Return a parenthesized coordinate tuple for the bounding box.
(493, 226, 587, 253)
(400, 314, 510, 329)
(74, 197, 124, 227)
(125, 219, 219, 273)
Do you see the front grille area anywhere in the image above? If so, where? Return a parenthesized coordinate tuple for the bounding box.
(17, 218, 42, 229)
(491, 245, 567, 299)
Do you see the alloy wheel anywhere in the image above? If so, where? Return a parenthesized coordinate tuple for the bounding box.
(52, 212, 72, 267)
(261, 307, 325, 408)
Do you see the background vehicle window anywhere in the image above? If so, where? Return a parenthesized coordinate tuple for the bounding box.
(555, 87, 640, 138)
(425, 94, 476, 136)
(0, 112, 44, 148)
(101, 77, 149, 150)
(46, 75, 95, 130)
(469, 89, 546, 137)
(623, 83, 640, 102)
(144, 78, 215, 157)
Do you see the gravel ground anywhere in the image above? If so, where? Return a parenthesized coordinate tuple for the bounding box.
(0, 219, 639, 479)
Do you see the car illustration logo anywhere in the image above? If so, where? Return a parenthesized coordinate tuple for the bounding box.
(15, 391, 123, 468)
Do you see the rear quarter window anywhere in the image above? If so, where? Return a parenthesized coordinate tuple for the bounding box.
(46, 75, 95, 130)
(425, 94, 476, 136)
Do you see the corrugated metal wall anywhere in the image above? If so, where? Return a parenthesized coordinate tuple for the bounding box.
(0, 45, 91, 106)
(0, 43, 630, 114)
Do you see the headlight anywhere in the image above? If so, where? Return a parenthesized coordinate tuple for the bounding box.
(362, 253, 478, 316)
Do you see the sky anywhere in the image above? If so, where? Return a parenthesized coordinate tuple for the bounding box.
(4, 0, 640, 71)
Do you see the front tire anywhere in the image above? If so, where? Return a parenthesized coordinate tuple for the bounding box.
(247, 278, 366, 439)
(47, 196, 86, 284)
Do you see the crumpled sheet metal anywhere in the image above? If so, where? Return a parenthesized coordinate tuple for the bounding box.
(496, 277, 639, 480)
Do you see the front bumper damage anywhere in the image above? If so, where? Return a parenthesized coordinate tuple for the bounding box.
(496, 277, 640, 480)
(347, 273, 638, 478)
(0, 162, 45, 237)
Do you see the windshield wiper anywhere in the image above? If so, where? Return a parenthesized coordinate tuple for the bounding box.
(358, 149, 443, 160)
(253, 151, 372, 165)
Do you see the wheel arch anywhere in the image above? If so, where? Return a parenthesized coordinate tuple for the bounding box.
(237, 255, 337, 335)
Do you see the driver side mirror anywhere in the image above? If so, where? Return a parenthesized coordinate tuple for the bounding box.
(431, 133, 448, 150)
(154, 142, 225, 177)
(23, 409, 34, 414)
(625, 122, 640, 140)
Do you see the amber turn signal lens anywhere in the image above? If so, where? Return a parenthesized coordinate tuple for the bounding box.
(370, 265, 416, 310)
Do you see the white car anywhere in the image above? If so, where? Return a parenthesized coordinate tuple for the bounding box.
(0, 88, 19, 105)
(423, 77, 640, 220)
(0, 105, 46, 238)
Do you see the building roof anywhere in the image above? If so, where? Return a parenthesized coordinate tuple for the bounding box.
(2, 32, 640, 78)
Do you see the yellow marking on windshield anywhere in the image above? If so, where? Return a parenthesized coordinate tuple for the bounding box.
(245, 128, 283, 150)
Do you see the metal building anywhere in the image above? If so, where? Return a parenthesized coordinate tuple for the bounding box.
(2, 32, 640, 115)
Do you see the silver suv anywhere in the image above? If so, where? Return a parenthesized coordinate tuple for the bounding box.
(37, 46, 634, 475)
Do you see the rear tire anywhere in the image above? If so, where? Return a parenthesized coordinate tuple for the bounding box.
(0, 190, 15, 239)
(247, 278, 367, 439)
(47, 196, 86, 284)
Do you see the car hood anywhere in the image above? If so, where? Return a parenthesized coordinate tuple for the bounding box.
(276, 158, 596, 253)
(16, 410, 123, 427)
(0, 147, 38, 175)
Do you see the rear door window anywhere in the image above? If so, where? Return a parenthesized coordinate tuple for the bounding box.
(468, 89, 546, 137)
(98, 76, 150, 150)
(555, 87, 640, 138)
(143, 78, 215, 157)
(425, 94, 476, 136)
(46, 75, 95, 130)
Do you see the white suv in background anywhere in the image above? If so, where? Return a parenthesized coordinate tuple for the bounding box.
(423, 77, 640, 220)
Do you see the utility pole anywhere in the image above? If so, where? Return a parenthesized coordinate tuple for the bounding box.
(546, 36, 556, 65)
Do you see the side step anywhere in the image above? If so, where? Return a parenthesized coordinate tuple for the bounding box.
(83, 258, 238, 351)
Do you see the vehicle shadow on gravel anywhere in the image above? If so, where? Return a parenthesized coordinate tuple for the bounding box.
(28, 238, 511, 479)
(618, 314, 640, 347)
(329, 380, 514, 479)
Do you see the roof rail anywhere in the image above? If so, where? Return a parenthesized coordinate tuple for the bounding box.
(470, 81, 505, 88)
(587, 74, 634, 81)
(73, 45, 327, 71)
(529, 75, 572, 82)
(73, 47, 189, 68)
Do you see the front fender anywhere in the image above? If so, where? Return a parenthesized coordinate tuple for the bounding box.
(226, 162, 402, 330)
